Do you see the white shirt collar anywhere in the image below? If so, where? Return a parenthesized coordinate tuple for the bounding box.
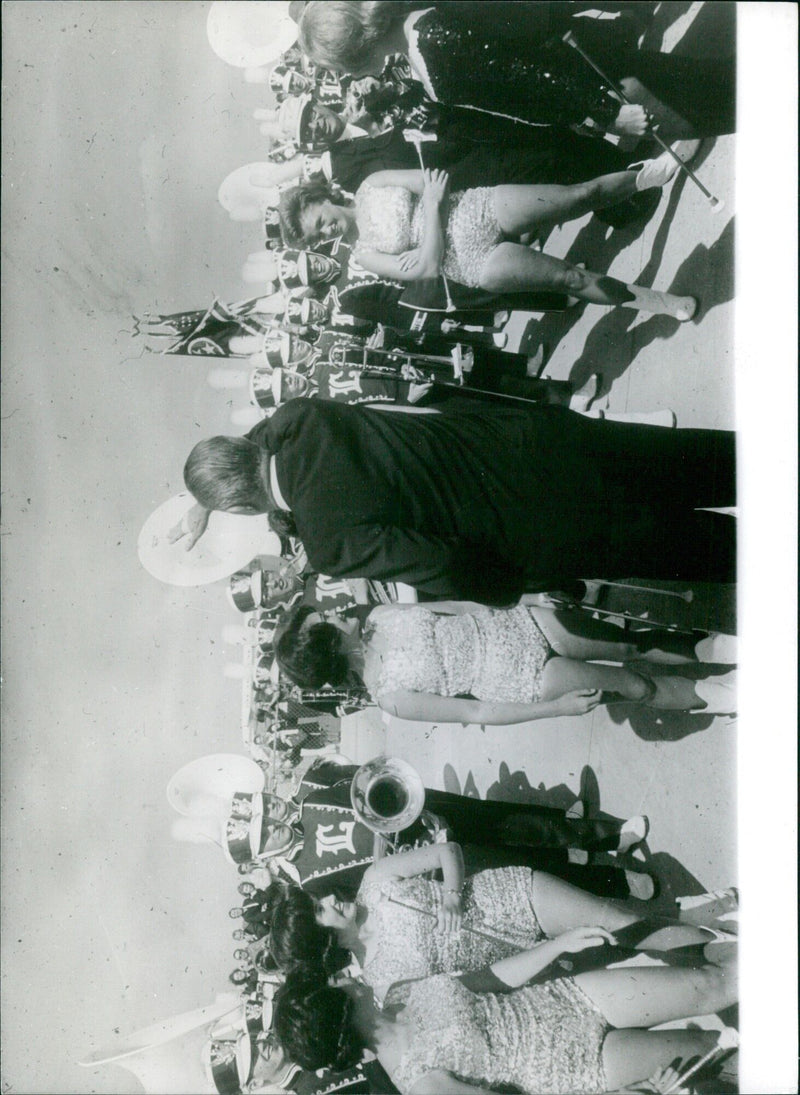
(269, 457, 290, 511)
(340, 122, 367, 140)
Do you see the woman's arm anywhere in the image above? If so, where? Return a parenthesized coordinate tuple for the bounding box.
(357, 168, 448, 281)
(365, 840, 465, 894)
(362, 169, 425, 193)
(487, 926, 618, 988)
(377, 688, 603, 725)
(606, 1065, 696, 1095)
(354, 248, 425, 282)
(363, 842, 465, 931)
(410, 167, 447, 277)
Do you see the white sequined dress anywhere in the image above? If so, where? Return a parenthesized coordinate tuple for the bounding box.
(353, 180, 502, 287)
(386, 972, 610, 1094)
(357, 866, 544, 1004)
(362, 604, 551, 703)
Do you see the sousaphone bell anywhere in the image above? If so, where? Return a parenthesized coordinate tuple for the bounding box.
(350, 756, 425, 836)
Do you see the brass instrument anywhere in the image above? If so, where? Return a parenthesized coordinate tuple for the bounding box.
(328, 340, 471, 387)
(350, 756, 426, 836)
(351, 755, 448, 867)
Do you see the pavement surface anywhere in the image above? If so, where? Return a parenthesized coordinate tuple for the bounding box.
(345, 0, 738, 923)
(339, 13, 742, 1083)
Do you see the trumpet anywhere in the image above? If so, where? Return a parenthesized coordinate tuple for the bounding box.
(350, 756, 426, 836)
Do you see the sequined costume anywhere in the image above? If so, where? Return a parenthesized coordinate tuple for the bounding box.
(354, 180, 502, 288)
(362, 604, 550, 703)
(405, 5, 736, 137)
(386, 972, 610, 1095)
(407, 6, 622, 130)
(357, 866, 544, 1003)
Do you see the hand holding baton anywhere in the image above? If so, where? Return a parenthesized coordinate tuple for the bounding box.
(562, 31, 725, 213)
(386, 894, 514, 945)
(402, 129, 457, 312)
(661, 1033, 738, 1093)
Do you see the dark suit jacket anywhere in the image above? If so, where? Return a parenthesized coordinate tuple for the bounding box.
(327, 113, 632, 195)
(249, 401, 735, 602)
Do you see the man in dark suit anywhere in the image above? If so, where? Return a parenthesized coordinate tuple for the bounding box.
(183, 399, 735, 604)
(226, 759, 653, 906)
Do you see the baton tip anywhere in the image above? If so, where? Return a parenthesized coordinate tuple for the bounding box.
(710, 198, 726, 214)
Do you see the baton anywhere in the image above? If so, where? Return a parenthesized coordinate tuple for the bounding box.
(403, 129, 457, 311)
(546, 596, 696, 635)
(662, 1040, 733, 1093)
(562, 30, 725, 213)
(386, 894, 523, 947)
(384, 897, 649, 977)
(585, 580, 694, 603)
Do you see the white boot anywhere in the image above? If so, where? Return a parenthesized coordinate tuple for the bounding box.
(629, 139, 702, 190)
(693, 669, 737, 714)
(568, 373, 601, 413)
(677, 887, 739, 921)
(717, 1026, 740, 1049)
(624, 870, 656, 901)
(702, 935, 738, 967)
(622, 283, 698, 321)
(617, 815, 649, 853)
(695, 632, 738, 663)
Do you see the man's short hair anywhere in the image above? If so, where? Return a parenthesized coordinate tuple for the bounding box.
(183, 436, 264, 512)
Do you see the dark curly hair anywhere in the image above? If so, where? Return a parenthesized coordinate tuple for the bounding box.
(274, 966, 362, 1072)
(268, 882, 352, 974)
(278, 182, 351, 248)
(274, 604, 350, 688)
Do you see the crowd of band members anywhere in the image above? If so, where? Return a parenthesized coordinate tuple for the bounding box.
(170, 6, 737, 1093)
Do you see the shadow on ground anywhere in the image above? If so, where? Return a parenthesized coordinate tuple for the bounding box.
(641, 0, 696, 50)
(522, 168, 688, 371)
(443, 760, 579, 811)
(442, 761, 724, 914)
(605, 711, 718, 743)
(672, 1, 737, 57)
(640, 849, 713, 907)
(566, 211, 733, 388)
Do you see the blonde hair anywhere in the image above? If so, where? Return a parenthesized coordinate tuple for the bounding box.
(298, 1, 404, 72)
